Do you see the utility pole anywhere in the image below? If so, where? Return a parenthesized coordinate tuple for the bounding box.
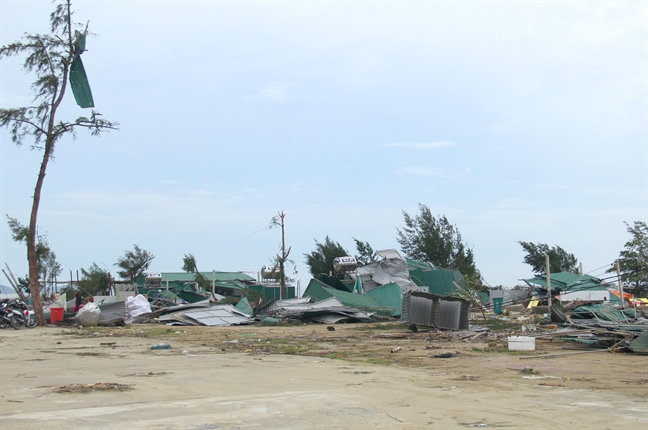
(278, 212, 289, 300)
(546, 255, 552, 308)
(616, 260, 625, 308)
(269, 211, 291, 300)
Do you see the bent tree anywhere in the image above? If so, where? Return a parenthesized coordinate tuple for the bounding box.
(0, 0, 118, 325)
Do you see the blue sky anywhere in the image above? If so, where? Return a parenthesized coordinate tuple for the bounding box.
(1, 0, 646, 292)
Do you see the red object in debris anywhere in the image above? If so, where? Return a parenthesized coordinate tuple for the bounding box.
(50, 308, 64, 324)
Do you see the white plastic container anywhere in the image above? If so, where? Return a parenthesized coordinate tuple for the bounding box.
(508, 336, 536, 351)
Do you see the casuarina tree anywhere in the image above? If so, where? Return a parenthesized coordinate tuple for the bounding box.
(304, 236, 349, 277)
(518, 241, 578, 276)
(0, 0, 118, 324)
(115, 245, 155, 284)
(607, 221, 648, 297)
(397, 204, 479, 278)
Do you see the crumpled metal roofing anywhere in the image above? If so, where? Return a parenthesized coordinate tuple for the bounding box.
(570, 304, 633, 322)
(524, 272, 611, 292)
(235, 297, 254, 316)
(257, 297, 313, 315)
(303, 278, 394, 315)
(160, 305, 253, 326)
(259, 296, 373, 323)
(98, 301, 127, 325)
(628, 331, 648, 353)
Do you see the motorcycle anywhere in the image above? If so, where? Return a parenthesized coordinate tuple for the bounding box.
(0, 300, 20, 330)
(6, 300, 37, 328)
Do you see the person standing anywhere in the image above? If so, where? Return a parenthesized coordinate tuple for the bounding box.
(73, 291, 83, 313)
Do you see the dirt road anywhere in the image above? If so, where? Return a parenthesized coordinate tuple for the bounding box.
(1, 324, 646, 429)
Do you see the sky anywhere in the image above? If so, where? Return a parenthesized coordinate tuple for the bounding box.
(0, 0, 646, 293)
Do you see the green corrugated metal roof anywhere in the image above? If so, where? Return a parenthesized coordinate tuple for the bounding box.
(235, 297, 253, 316)
(177, 290, 209, 304)
(628, 331, 648, 353)
(137, 272, 256, 286)
(303, 278, 394, 315)
(248, 285, 296, 302)
(366, 283, 403, 316)
(524, 273, 606, 292)
(69, 33, 94, 109)
(570, 304, 630, 322)
(420, 269, 463, 296)
(213, 280, 247, 291)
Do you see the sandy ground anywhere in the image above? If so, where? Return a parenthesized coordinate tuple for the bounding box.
(0, 323, 646, 429)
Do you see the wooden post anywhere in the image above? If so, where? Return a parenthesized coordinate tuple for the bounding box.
(616, 260, 625, 308)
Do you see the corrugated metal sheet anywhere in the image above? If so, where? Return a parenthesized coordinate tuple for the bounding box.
(258, 297, 372, 323)
(303, 279, 393, 315)
(571, 304, 631, 322)
(628, 331, 648, 353)
(235, 297, 253, 316)
(401, 291, 440, 326)
(366, 283, 403, 317)
(171, 305, 253, 326)
(438, 297, 470, 330)
(401, 292, 470, 330)
(420, 269, 464, 296)
(258, 297, 313, 315)
(303, 278, 335, 301)
(177, 290, 210, 303)
(98, 301, 127, 325)
(69, 54, 95, 108)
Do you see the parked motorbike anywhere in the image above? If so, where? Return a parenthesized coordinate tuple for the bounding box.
(0, 300, 20, 330)
(6, 300, 37, 328)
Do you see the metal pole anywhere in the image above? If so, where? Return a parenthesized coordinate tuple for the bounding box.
(212, 270, 215, 299)
(579, 262, 583, 276)
(546, 255, 552, 308)
(616, 260, 625, 308)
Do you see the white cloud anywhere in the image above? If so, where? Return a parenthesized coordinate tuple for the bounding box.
(400, 166, 471, 178)
(242, 83, 289, 101)
(381, 141, 457, 149)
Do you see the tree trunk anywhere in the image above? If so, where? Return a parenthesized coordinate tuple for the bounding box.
(28, 139, 54, 326)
